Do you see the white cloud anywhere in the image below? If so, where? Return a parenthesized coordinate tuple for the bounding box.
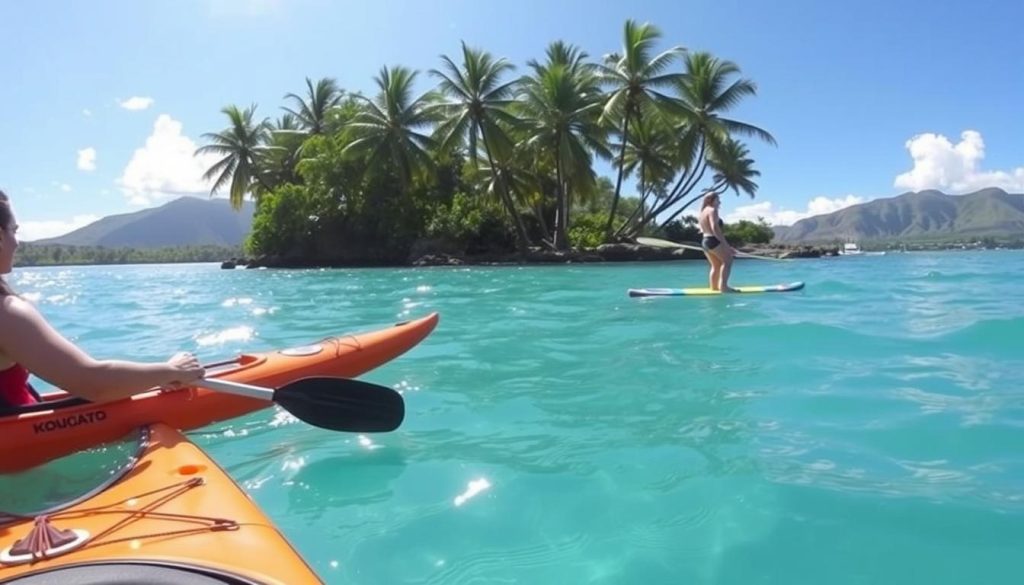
(894, 130, 1024, 193)
(725, 195, 865, 226)
(19, 214, 100, 242)
(50, 182, 73, 192)
(724, 130, 1024, 229)
(117, 114, 218, 205)
(82, 108, 93, 117)
(118, 96, 155, 111)
(77, 147, 97, 171)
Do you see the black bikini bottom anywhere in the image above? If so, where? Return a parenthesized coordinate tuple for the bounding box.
(702, 236, 721, 250)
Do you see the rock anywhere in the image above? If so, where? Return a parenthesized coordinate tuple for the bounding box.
(408, 238, 462, 263)
(246, 255, 280, 268)
(412, 254, 465, 267)
(525, 249, 573, 263)
(597, 243, 703, 261)
(740, 244, 843, 259)
(596, 243, 644, 260)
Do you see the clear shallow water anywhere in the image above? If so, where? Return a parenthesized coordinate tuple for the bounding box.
(7, 251, 1024, 584)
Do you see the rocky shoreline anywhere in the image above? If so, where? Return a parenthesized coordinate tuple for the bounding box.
(222, 242, 838, 269)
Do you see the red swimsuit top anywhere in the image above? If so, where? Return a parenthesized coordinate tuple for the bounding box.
(0, 364, 37, 407)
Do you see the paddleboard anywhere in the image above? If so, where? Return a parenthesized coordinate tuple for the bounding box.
(628, 281, 805, 297)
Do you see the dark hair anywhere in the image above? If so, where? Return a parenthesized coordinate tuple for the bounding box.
(0, 189, 15, 296)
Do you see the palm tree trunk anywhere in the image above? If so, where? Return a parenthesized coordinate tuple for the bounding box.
(614, 164, 646, 238)
(672, 149, 708, 202)
(650, 159, 709, 222)
(603, 112, 631, 240)
(626, 149, 710, 237)
(554, 156, 568, 250)
(532, 203, 554, 247)
(656, 178, 726, 230)
(665, 138, 706, 202)
(482, 137, 532, 256)
(614, 196, 643, 238)
(499, 179, 531, 256)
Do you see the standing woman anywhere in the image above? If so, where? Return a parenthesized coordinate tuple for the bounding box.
(698, 190, 737, 292)
(0, 190, 204, 410)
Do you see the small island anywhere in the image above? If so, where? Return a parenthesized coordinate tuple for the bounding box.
(190, 20, 777, 269)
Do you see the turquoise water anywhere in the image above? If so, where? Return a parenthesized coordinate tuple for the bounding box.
(7, 251, 1024, 584)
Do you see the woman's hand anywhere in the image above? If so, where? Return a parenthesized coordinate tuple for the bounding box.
(161, 352, 205, 390)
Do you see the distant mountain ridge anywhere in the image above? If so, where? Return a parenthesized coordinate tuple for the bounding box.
(33, 197, 255, 248)
(772, 188, 1024, 243)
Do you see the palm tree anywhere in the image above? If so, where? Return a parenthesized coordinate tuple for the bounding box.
(657, 138, 761, 228)
(676, 52, 776, 148)
(196, 104, 271, 210)
(517, 47, 608, 249)
(431, 42, 531, 252)
(627, 52, 775, 235)
(259, 113, 306, 189)
(669, 52, 774, 198)
(345, 66, 437, 190)
(283, 77, 344, 135)
(477, 144, 557, 246)
(534, 41, 593, 78)
(597, 20, 683, 238)
(708, 138, 761, 197)
(613, 114, 677, 236)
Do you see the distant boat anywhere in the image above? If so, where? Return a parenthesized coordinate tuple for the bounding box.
(838, 241, 885, 256)
(838, 242, 863, 256)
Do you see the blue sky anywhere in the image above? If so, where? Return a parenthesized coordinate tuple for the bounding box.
(2, 0, 1022, 240)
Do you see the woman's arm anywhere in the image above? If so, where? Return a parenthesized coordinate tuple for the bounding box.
(0, 296, 204, 403)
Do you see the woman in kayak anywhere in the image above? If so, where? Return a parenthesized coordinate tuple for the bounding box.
(698, 190, 738, 292)
(0, 190, 204, 409)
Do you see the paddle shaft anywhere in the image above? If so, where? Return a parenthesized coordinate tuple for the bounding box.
(637, 237, 789, 262)
(200, 377, 274, 400)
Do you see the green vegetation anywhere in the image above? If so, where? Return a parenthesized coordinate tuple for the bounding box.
(197, 19, 775, 265)
(724, 218, 775, 246)
(15, 244, 243, 267)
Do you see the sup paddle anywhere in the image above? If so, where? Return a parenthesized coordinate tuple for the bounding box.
(635, 236, 791, 262)
(200, 376, 405, 432)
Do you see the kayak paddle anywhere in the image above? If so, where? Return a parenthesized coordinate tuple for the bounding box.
(635, 236, 791, 262)
(200, 376, 405, 432)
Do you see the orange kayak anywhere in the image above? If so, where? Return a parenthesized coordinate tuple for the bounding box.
(0, 423, 323, 584)
(0, 312, 438, 473)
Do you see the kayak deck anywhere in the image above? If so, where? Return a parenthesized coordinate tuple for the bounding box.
(0, 424, 322, 584)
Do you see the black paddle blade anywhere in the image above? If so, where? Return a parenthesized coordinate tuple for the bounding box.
(273, 376, 405, 432)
